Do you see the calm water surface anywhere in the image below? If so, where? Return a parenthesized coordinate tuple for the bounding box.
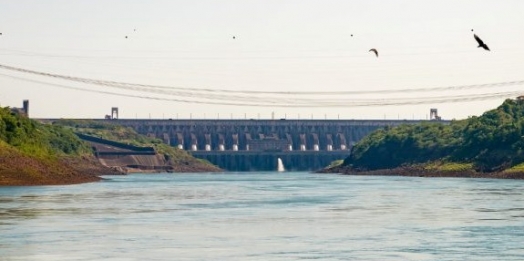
(1, 172, 524, 260)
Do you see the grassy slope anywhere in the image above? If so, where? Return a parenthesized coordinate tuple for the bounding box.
(0, 141, 102, 185)
(0, 108, 110, 185)
(53, 119, 221, 172)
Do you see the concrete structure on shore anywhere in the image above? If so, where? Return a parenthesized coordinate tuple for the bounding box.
(89, 119, 441, 171)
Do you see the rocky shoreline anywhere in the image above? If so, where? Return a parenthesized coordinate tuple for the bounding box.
(1, 154, 223, 186)
(318, 165, 524, 179)
(0, 155, 119, 186)
(1, 152, 223, 186)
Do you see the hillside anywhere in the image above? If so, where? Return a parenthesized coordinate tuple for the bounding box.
(0, 107, 117, 186)
(332, 98, 524, 176)
(52, 119, 221, 172)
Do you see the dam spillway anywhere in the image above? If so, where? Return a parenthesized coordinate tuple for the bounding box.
(88, 119, 437, 171)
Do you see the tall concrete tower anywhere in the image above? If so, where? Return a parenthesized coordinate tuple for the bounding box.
(22, 100, 29, 117)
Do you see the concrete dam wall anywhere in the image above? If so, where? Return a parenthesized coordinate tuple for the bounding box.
(87, 119, 436, 171)
(101, 119, 428, 150)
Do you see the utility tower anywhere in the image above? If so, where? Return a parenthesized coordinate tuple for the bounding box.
(111, 107, 119, 119)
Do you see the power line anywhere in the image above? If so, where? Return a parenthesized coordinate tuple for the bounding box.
(1, 72, 521, 108)
(1, 63, 523, 97)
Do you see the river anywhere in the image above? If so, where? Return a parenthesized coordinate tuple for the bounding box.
(1, 172, 524, 260)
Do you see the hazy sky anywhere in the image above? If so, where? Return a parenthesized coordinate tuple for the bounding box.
(1, 0, 524, 120)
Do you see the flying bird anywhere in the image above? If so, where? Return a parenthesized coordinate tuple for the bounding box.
(369, 48, 378, 57)
(474, 34, 490, 51)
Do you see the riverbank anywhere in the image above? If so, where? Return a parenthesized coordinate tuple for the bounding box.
(0, 141, 221, 186)
(0, 104, 222, 186)
(0, 143, 122, 186)
(319, 164, 524, 179)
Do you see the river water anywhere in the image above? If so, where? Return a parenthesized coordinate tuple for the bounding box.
(1, 172, 524, 261)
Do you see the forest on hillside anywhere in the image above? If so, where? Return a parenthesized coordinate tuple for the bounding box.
(0, 106, 111, 185)
(0, 107, 90, 157)
(344, 98, 524, 172)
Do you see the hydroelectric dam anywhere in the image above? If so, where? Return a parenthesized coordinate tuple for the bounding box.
(68, 118, 442, 171)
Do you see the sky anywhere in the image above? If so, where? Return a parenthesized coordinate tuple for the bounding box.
(1, 0, 524, 120)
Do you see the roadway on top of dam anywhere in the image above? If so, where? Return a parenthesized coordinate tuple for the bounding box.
(41, 118, 442, 127)
(41, 118, 439, 123)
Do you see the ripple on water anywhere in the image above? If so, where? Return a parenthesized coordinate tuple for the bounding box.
(1, 173, 524, 260)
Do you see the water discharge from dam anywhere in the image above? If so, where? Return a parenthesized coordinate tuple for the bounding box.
(277, 157, 285, 172)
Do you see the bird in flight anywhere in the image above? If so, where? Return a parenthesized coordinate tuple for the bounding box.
(369, 48, 378, 57)
(474, 34, 490, 51)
